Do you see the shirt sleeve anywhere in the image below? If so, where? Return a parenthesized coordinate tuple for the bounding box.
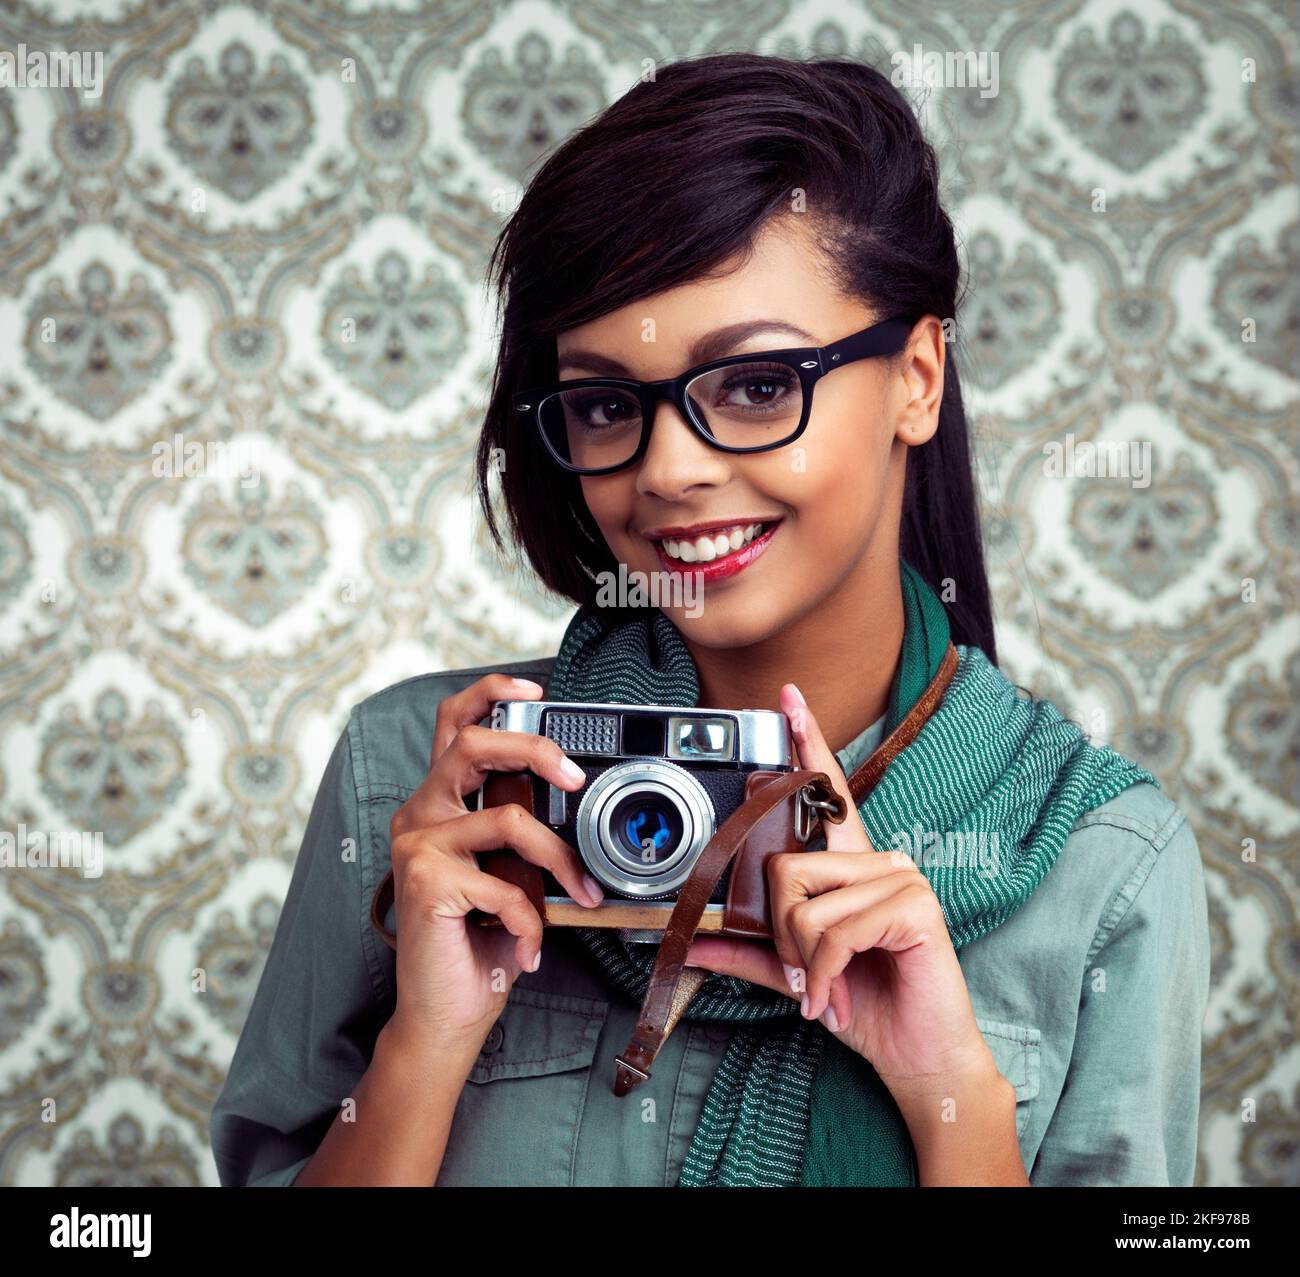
(1029, 811, 1211, 1186)
(209, 719, 385, 1186)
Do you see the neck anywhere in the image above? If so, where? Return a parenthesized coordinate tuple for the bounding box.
(680, 550, 903, 756)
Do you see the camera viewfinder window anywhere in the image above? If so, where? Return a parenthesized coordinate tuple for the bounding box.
(668, 716, 735, 761)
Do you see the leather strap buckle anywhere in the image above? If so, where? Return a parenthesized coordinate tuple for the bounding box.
(614, 1054, 650, 1084)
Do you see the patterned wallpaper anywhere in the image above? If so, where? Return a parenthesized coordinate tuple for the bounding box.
(0, 0, 1294, 1188)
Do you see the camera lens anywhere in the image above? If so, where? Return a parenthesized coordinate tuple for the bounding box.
(575, 761, 715, 898)
(609, 792, 684, 865)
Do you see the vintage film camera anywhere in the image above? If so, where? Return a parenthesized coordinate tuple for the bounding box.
(470, 699, 844, 942)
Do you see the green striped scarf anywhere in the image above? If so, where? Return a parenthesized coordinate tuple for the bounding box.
(548, 558, 1157, 1186)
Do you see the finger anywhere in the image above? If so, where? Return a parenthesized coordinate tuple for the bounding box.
(397, 805, 603, 910)
(394, 671, 550, 839)
(796, 877, 934, 1020)
(432, 672, 546, 762)
(403, 853, 551, 972)
(398, 724, 586, 837)
(824, 971, 852, 1035)
(683, 935, 793, 999)
(774, 848, 917, 899)
(766, 849, 912, 985)
(780, 873, 912, 1003)
(469, 868, 546, 973)
(780, 684, 872, 851)
(444, 723, 586, 804)
(456, 804, 604, 908)
(684, 933, 850, 1031)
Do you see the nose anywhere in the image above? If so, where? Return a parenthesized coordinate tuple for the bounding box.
(633, 399, 731, 501)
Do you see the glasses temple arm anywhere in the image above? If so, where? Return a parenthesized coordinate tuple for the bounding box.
(821, 317, 917, 368)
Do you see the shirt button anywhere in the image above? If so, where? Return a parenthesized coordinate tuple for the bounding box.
(482, 1023, 504, 1054)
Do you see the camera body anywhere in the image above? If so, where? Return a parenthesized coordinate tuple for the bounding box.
(472, 698, 802, 940)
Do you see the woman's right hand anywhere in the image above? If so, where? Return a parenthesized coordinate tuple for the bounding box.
(380, 674, 604, 1060)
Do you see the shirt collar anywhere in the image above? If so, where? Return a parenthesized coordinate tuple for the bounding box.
(833, 709, 888, 780)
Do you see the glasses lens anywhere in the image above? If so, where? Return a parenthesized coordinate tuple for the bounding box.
(534, 361, 805, 472)
(685, 360, 804, 448)
(539, 385, 642, 471)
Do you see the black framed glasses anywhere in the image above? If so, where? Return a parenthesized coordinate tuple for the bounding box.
(512, 315, 917, 476)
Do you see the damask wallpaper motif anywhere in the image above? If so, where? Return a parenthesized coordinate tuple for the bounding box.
(0, 0, 1295, 1187)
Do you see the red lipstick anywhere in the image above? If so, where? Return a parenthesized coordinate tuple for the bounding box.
(648, 521, 781, 584)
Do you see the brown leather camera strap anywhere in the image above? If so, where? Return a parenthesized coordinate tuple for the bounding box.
(613, 769, 846, 1096)
(613, 640, 961, 1096)
(848, 641, 959, 804)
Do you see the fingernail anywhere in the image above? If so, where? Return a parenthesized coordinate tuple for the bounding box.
(789, 683, 807, 707)
(782, 963, 803, 994)
(511, 678, 544, 692)
(528, 947, 542, 972)
(560, 757, 585, 784)
(800, 993, 810, 1018)
(581, 873, 604, 904)
(821, 1005, 840, 1032)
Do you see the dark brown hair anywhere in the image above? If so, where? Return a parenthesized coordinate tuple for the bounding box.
(475, 51, 996, 662)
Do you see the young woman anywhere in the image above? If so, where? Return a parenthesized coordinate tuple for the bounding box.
(211, 52, 1210, 1188)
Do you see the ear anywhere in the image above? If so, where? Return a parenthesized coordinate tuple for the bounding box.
(893, 315, 946, 446)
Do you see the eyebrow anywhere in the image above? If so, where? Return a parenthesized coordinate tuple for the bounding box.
(555, 319, 820, 377)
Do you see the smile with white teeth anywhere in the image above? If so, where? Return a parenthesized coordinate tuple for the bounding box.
(658, 522, 770, 562)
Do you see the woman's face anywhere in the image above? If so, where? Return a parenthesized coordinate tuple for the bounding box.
(562, 215, 945, 651)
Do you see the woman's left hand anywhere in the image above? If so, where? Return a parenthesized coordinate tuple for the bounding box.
(683, 682, 996, 1102)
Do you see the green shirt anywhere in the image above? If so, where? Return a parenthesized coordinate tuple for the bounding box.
(210, 655, 1210, 1186)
